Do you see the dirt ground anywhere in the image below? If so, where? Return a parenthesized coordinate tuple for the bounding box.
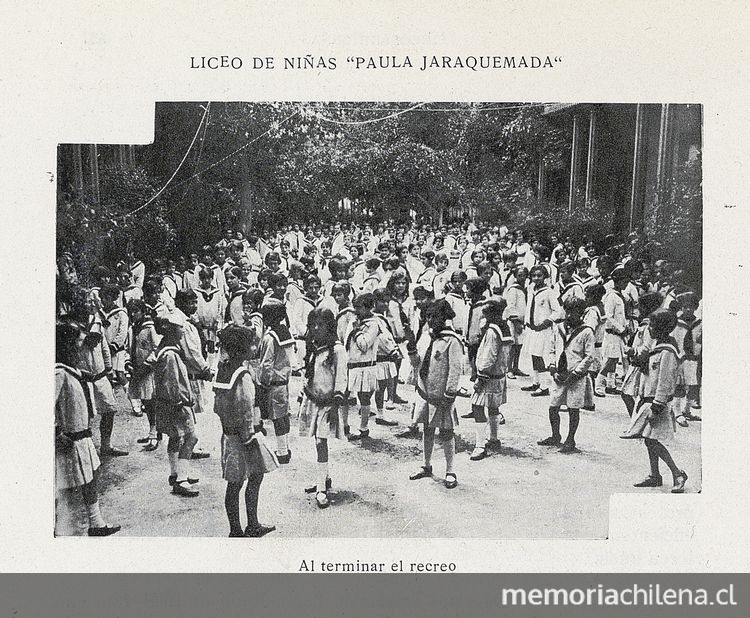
(59, 367, 702, 539)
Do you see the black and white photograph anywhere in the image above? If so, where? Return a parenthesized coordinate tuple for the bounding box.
(54, 101, 703, 539)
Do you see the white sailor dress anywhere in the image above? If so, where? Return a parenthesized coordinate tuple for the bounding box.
(345, 317, 379, 394)
(55, 364, 100, 490)
(256, 329, 293, 420)
(471, 323, 513, 409)
(414, 328, 464, 429)
(582, 303, 606, 373)
(102, 306, 129, 373)
(601, 289, 628, 360)
(625, 341, 680, 445)
(621, 320, 654, 398)
(374, 313, 400, 381)
(298, 342, 348, 440)
(523, 285, 563, 363)
(549, 324, 596, 409)
(502, 283, 527, 345)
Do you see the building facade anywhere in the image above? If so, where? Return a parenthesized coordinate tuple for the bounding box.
(539, 103, 702, 235)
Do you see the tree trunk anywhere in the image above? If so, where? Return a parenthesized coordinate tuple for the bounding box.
(240, 153, 253, 233)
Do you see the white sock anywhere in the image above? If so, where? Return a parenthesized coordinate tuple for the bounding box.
(317, 462, 329, 491)
(443, 437, 456, 475)
(376, 407, 384, 419)
(276, 433, 288, 456)
(86, 501, 107, 528)
(360, 405, 371, 431)
(531, 369, 540, 386)
(168, 452, 179, 476)
(474, 422, 487, 449)
(175, 457, 188, 483)
(488, 415, 500, 440)
(130, 399, 141, 413)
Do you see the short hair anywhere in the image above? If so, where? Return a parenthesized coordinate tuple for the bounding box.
(372, 288, 391, 304)
(421, 250, 435, 261)
(331, 281, 352, 296)
(563, 297, 587, 316)
(435, 252, 449, 264)
(304, 274, 322, 288)
(242, 288, 265, 308)
(585, 283, 606, 304)
(649, 309, 678, 340)
(268, 272, 288, 288)
(99, 284, 120, 301)
(174, 289, 197, 312)
(352, 292, 375, 310)
(365, 257, 382, 270)
(529, 265, 548, 279)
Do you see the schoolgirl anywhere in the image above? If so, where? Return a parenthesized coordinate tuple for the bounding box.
(503, 266, 528, 379)
(298, 308, 349, 509)
(409, 300, 464, 489)
(622, 309, 688, 493)
(152, 312, 200, 497)
(620, 291, 663, 417)
(521, 265, 564, 397)
(372, 288, 401, 426)
(595, 266, 629, 396)
(257, 300, 295, 463)
(345, 293, 381, 441)
(214, 326, 276, 537)
(469, 299, 513, 461)
(538, 298, 595, 453)
(126, 299, 161, 450)
(55, 318, 120, 536)
(195, 266, 223, 370)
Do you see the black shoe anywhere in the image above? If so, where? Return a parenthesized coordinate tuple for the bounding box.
(521, 383, 540, 392)
(276, 450, 292, 464)
(409, 465, 433, 480)
(392, 395, 409, 404)
(582, 404, 596, 411)
(444, 473, 458, 489)
(305, 477, 332, 494)
(190, 451, 211, 460)
(395, 426, 420, 438)
(460, 412, 475, 419)
(671, 470, 688, 493)
(375, 418, 398, 426)
(634, 475, 663, 488)
(515, 370, 529, 377)
(88, 524, 121, 537)
(349, 430, 370, 441)
(530, 388, 549, 397)
(558, 442, 578, 454)
(229, 529, 245, 538)
(605, 387, 621, 395)
(168, 474, 177, 486)
(537, 436, 562, 446)
(172, 481, 199, 497)
(469, 447, 488, 461)
(137, 436, 152, 444)
(245, 524, 276, 537)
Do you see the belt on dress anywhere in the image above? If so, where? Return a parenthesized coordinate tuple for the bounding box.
(477, 372, 505, 379)
(81, 369, 109, 382)
(348, 361, 376, 369)
(64, 428, 93, 441)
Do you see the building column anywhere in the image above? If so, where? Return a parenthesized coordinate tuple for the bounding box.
(567, 114, 581, 212)
(656, 103, 673, 192)
(584, 109, 596, 205)
(629, 104, 645, 232)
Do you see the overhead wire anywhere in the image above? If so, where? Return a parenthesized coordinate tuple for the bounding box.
(125, 102, 211, 218)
